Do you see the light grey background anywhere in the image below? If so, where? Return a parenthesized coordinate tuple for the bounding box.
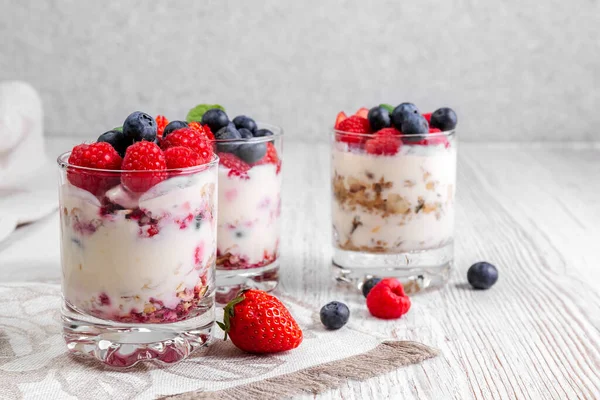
(1, 0, 599, 142)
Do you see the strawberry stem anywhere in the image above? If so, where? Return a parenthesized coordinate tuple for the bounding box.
(218, 292, 246, 341)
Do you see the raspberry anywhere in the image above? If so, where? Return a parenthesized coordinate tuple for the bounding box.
(156, 115, 169, 137)
(365, 134, 401, 155)
(161, 128, 214, 163)
(337, 115, 370, 144)
(334, 111, 348, 129)
(366, 278, 411, 319)
(375, 127, 401, 137)
(67, 142, 122, 195)
(189, 121, 215, 141)
(219, 152, 250, 179)
(422, 113, 432, 123)
(122, 141, 167, 192)
(164, 146, 203, 169)
(429, 128, 441, 133)
(411, 128, 449, 147)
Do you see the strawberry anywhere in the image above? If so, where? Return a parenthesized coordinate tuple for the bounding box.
(334, 111, 348, 129)
(217, 289, 303, 353)
(219, 152, 250, 178)
(366, 278, 411, 319)
(67, 142, 122, 196)
(164, 146, 203, 169)
(189, 121, 215, 141)
(122, 141, 167, 192)
(354, 107, 369, 119)
(156, 115, 169, 137)
(161, 127, 214, 163)
(336, 115, 370, 144)
(422, 113, 432, 123)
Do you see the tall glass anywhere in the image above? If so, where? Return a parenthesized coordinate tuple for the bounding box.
(212, 124, 283, 303)
(330, 130, 457, 293)
(58, 153, 218, 368)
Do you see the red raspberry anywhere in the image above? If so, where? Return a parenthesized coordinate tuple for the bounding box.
(375, 127, 401, 137)
(67, 142, 122, 195)
(411, 128, 449, 147)
(429, 128, 441, 133)
(189, 121, 215, 141)
(219, 152, 250, 179)
(365, 134, 401, 155)
(164, 146, 203, 169)
(336, 115, 370, 144)
(366, 278, 411, 319)
(334, 111, 347, 129)
(156, 115, 169, 137)
(122, 141, 167, 192)
(161, 127, 214, 163)
(423, 113, 432, 123)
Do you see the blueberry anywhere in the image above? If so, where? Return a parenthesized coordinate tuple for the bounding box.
(401, 113, 429, 139)
(201, 109, 230, 134)
(97, 129, 131, 157)
(163, 120, 188, 137)
(361, 277, 382, 298)
(236, 142, 267, 163)
(430, 107, 457, 131)
(391, 103, 420, 130)
(467, 262, 498, 290)
(232, 115, 257, 133)
(254, 128, 274, 138)
(238, 128, 254, 139)
(367, 106, 391, 131)
(320, 301, 350, 330)
(215, 123, 242, 153)
(123, 111, 157, 143)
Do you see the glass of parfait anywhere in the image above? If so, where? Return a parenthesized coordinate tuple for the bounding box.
(330, 105, 457, 293)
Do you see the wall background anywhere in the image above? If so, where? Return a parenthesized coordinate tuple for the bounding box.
(1, 0, 599, 142)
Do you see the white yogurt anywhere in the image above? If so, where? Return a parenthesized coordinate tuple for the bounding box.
(331, 141, 456, 253)
(216, 163, 281, 267)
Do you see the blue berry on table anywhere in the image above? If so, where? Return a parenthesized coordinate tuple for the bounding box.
(123, 111, 157, 143)
(391, 103, 419, 130)
(201, 109, 230, 134)
(320, 301, 350, 330)
(238, 128, 254, 139)
(467, 262, 498, 290)
(430, 107, 458, 131)
(362, 277, 382, 297)
(215, 123, 241, 153)
(163, 120, 188, 137)
(401, 113, 429, 136)
(368, 106, 391, 132)
(233, 115, 257, 133)
(97, 129, 130, 157)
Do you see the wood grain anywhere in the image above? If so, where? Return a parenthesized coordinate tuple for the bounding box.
(15, 138, 600, 399)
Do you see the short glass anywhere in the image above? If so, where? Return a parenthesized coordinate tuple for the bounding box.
(330, 129, 457, 293)
(57, 152, 218, 367)
(212, 124, 283, 303)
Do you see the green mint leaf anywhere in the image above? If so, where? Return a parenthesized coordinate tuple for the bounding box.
(380, 104, 394, 114)
(112, 126, 123, 132)
(186, 104, 225, 123)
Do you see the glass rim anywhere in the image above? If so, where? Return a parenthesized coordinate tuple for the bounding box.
(56, 151, 219, 174)
(211, 122, 283, 143)
(331, 128, 456, 139)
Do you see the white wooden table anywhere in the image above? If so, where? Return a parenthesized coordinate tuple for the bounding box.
(3, 137, 600, 399)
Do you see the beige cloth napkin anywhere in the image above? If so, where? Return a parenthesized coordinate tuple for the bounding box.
(0, 282, 437, 400)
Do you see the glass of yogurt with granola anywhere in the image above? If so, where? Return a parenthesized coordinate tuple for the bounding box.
(58, 111, 217, 367)
(331, 104, 457, 293)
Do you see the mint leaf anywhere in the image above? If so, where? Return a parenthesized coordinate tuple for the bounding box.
(380, 104, 394, 114)
(186, 104, 225, 123)
(112, 126, 123, 132)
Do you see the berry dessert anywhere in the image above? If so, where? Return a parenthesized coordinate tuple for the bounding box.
(331, 103, 457, 291)
(184, 104, 283, 299)
(58, 111, 218, 367)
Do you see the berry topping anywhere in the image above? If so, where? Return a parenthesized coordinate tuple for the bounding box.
(215, 123, 242, 153)
(379, 104, 394, 113)
(375, 127, 401, 136)
(237, 142, 267, 164)
(361, 277, 382, 297)
(238, 128, 253, 139)
(232, 115, 258, 133)
(123, 111, 157, 143)
(367, 106, 391, 132)
(366, 278, 411, 319)
(430, 107, 458, 131)
(337, 115, 370, 144)
(467, 262, 498, 290)
(365, 132, 401, 155)
(320, 301, 350, 330)
(217, 289, 303, 353)
(121, 141, 167, 192)
(155, 115, 169, 137)
(354, 107, 369, 119)
(391, 103, 420, 129)
(429, 128, 441, 133)
(401, 113, 429, 141)
(67, 142, 123, 195)
(163, 120, 188, 137)
(188, 121, 215, 141)
(161, 127, 214, 162)
(334, 111, 348, 129)
(97, 129, 131, 157)
(219, 152, 250, 177)
(252, 142, 280, 171)
(422, 113, 432, 123)
(164, 146, 203, 169)
(186, 104, 225, 123)
(254, 128, 274, 139)
(201, 108, 230, 134)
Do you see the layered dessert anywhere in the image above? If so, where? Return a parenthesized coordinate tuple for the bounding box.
(59, 110, 218, 324)
(331, 104, 457, 254)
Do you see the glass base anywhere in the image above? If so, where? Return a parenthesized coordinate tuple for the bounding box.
(62, 302, 213, 368)
(215, 260, 279, 304)
(332, 243, 453, 295)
